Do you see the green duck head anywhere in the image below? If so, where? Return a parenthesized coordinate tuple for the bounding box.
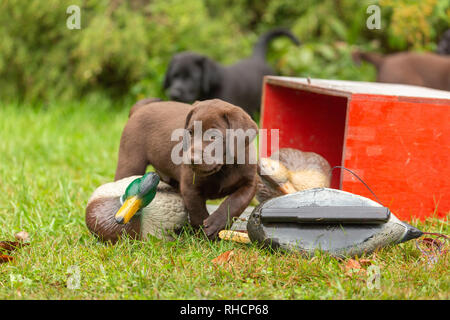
(114, 172, 160, 224)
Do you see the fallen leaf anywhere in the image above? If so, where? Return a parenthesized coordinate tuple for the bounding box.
(211, 250, 234, 265)
(0, 241, 29, 253)
(0, 254, 14, 263)
(15, 231, 30, 242)
(345, 258, 361, 270)
(343, 258, 366, 277)
(358, 259, 372, 267)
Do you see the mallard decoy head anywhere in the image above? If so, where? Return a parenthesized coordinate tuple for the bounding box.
(86, 172, 188, 243)
(114, 172, 160, 224)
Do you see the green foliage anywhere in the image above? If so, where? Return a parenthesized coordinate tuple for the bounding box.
(381, 0, 450, 51)
(0, 0, 448, 104)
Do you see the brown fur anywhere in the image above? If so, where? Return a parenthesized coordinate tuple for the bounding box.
(115, 98, 258, 239)
(353, 51, 450, 91)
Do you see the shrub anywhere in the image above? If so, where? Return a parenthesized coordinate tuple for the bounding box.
(0, 0, 447, 104)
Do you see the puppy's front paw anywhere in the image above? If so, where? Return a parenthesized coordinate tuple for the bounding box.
(203, 216, 226, 240)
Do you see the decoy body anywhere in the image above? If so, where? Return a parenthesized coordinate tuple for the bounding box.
(248, 188, 423, 258)
(256, 148, 331, 203)
(85, 173, 188, 242)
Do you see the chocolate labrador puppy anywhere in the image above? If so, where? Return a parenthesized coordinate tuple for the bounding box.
(352, 50, 450, 91)
(163, 28, 300, 115)
(115, 99, 258, 239)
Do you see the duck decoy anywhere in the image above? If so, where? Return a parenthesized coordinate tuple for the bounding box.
(85, 172, 188, 242)
(247, 188, 424, 258)
(256, 148, 331, 203)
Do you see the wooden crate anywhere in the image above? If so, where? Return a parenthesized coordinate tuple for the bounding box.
(260, 76, 450, 221)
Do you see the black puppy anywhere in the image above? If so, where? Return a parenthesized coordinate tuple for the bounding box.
(163, 29, 300, 115)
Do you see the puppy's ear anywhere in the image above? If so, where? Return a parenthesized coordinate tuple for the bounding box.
(163, 59, 174, 89)
(200, 57, 220, 95)
(224, 107, 258, 146)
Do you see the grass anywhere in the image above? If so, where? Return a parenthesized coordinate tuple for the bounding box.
(0, 101, 448, 300)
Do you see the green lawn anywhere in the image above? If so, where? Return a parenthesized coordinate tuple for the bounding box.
(0, 101, 448, 299)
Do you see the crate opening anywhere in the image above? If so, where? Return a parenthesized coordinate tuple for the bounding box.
(261, 84, 349, 189)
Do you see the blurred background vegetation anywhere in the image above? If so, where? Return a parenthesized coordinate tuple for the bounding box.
(0, 0, 448, 105)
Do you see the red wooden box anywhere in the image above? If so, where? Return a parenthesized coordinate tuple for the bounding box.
(260, 76, 450, 221)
